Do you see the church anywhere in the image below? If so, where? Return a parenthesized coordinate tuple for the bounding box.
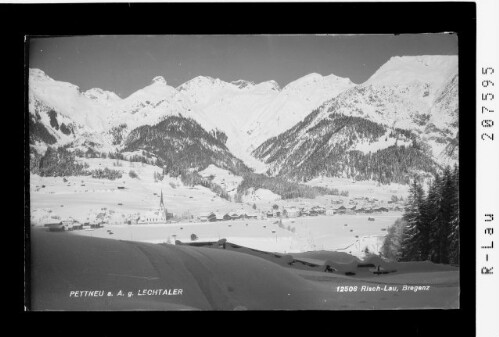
(137, 190, 174, 224)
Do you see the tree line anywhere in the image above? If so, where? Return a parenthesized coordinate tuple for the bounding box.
(382, 165, 459, 265)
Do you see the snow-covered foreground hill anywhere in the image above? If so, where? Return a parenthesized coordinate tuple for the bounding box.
(31, 228, 459, 310)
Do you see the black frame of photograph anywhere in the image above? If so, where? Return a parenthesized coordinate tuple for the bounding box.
(9, 2, 475, 335)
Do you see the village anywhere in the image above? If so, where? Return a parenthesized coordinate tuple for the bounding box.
(44, 189, 404, 232)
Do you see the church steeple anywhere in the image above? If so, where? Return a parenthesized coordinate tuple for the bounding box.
(160, 189, 165, 210)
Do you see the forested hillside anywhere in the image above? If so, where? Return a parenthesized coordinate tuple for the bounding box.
(254, 111, 439, 184)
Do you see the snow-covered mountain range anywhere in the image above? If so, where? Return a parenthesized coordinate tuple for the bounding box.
(253, 56, 458, 182)
(28, 55, 458, 184)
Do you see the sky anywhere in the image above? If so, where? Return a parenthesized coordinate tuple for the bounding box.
(29, 34, 458, 98)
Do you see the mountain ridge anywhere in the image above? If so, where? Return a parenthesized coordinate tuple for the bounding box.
(28, 54, 458, 184)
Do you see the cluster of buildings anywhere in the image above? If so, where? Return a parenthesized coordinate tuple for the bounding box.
(45, 220, 104, 232)
(331, 205, 391, 214)
(194, 201, 399, 223)
(197, 210, 260, 222)
(275, 206, 326, 218)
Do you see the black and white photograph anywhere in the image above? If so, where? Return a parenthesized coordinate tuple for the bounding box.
(26, 32, 463, 311)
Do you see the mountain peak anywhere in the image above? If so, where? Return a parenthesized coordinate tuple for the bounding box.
(83, 88, 122, 102)
(364, 55, 458, 87)
(29, 68, 52, 81)
(299, 72, 323, 81)
(255, 80, 280, 91)
(283, 72, 353, 92)
(152, 76, 167, 85)
(231, 79, 256, 89)
(177, 76, 223, 91)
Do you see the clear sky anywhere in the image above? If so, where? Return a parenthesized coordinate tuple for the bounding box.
(29, 34, 458, 98)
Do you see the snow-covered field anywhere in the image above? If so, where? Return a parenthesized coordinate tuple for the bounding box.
(70, 213, 401, 258)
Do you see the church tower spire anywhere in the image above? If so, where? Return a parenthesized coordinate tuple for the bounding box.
(160, 189, 165, 210)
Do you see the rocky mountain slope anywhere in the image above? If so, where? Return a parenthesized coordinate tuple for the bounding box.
(253, 56, 458, 183)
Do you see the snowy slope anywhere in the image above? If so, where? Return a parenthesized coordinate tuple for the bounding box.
(83, 88, 122, 106)
(28, 68, 353, 171)
(365, 55, 457, 91)
(29, 69, 113, 133)
(173, 73, 354, 170)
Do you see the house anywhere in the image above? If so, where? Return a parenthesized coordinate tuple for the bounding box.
(71, 223, 83, 230)
(314, 206, 326, 214)
(198, 212, 214, 222)
(310, 206, 323, 215)
(344, 205, 356, 215)
(46, 222, 66, 232)
(235, 209, 248, 218)
(283, 207, 300, 218)
(300, 208, 310, 216)
(61, 219, 82, 230)
(335, 205, 347, 214)
(223, 212, 241, 221)
(245, 212, 259, 219)
(325, 209, 336, 216)
(267, 209, 282, 217)
(209, 212, 225, 222)
(308, 209, 319, 216)
(82, 223, 93, 230)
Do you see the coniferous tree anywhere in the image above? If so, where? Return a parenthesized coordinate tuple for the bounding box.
(438, 167, 456, 263)
(390, 165, 459, 264)
(400, 179, 425, 261)
(428, 167, 456, 264)
(424, 173, 443, 261)
(448, 165, 460, 264)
